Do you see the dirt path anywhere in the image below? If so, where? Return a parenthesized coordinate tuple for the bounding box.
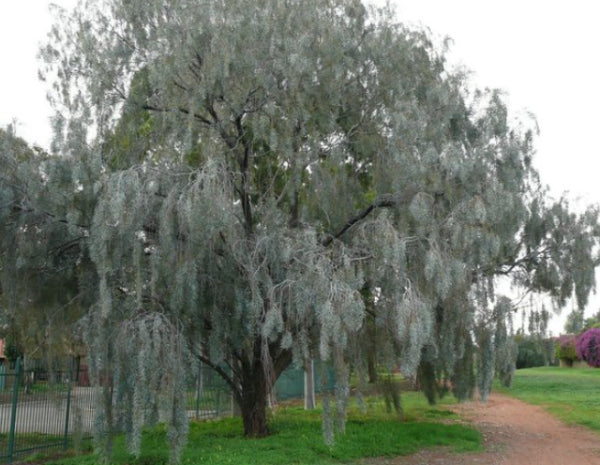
(365, 392, 600, 465)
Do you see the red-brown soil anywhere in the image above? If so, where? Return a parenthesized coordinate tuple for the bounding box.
(363, 392, 600, 465)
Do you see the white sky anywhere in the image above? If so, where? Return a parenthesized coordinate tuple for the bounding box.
(386, 0, 600, 334)
(390, 0, 600, 205)
(1, 0, 599, 334)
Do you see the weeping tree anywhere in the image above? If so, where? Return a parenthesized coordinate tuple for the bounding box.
(2, 0, 600, 462)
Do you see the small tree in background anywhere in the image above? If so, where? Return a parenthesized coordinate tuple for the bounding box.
(515, 303, 555, 369)
(555, 334, 578, 367)
(583, 310, 600, 331)
(515, 334, 556, 368)
(576, 328, 600, 368)
(564, 309, 585, 334)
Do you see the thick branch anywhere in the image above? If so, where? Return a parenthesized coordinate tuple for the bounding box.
(271, 345, 293, 379)
(491, 245, 552, 276)
(197, 354, 239, 397)
(322, 194, 397, 247)
(235, 114, 254, 233)
(11, 204, 90, 230)
(142, 104, 212, 126)
(50, 236, 86, 256)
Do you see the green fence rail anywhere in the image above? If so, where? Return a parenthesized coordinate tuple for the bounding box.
(185, 363, 234, 419)
(274, 360, 335, 401)
(0, 359, 95, 464)
(0, 358, 332, 462)
(184, 360, 336, 420)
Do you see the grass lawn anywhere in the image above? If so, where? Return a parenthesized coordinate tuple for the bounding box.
(500, 366, 600, 431)
(43, 392, 481, 465)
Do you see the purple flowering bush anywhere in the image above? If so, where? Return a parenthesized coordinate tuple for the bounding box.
(576, 328, 600, 367)
(555, 334, 578, 366)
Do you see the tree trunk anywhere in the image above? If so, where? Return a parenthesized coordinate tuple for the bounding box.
(362, 283, 378, 384)
(367, 355, 378, 384)
(235, 345, 292, 437)
(240, 384, 270, 437)
(235, 356, 269, 437)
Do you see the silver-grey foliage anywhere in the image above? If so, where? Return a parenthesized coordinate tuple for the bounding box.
(1, 0, 599, 462)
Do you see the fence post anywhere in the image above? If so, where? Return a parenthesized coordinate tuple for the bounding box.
(304, 359, 316, 410)
(0, 364, 5, 391)
(195, 361, 202, 418)
(63, 373, 73, 451)
(7, 357, 21, 464)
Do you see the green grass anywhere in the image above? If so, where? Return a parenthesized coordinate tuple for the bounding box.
(45, 392, 481, 465)
(499, 366, 600, 431)
(0, 433, 93, 463)
(27, 382, 70, 393)
(0, 432, 62, 451)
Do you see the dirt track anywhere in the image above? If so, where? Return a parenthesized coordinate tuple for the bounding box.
(365, 393, 600, 465)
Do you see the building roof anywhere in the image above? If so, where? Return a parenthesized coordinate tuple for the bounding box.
(0, 339, 4, 359)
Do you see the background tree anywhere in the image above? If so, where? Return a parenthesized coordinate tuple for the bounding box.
(0, 127, 95, 367)
(565, 309, 585, 334)
(583, 309, 600, 330)
(1, 0, 599, 462)
(514, 303, 555, 369)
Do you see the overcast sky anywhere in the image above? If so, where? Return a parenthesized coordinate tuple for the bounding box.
(1, 0, 598, 333)
(388, 0, 600, 333)
(392, 1, 600, 203)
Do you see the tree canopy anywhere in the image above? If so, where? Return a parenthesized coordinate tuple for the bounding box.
(1, 0, 599, 462)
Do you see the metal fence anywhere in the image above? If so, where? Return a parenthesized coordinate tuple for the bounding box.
(0, 359, 95, 464)
(273, 360, 335, 401)
(185, 363, 234, 420)
(0, 359, 330, 463)
(183, 360, 336, 419)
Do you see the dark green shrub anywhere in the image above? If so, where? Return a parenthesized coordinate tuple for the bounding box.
(516, 335, 556, 369)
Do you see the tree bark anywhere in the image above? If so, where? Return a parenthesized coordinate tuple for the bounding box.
(240, 373, 270, 437)
(367, 356, 378, 384)
(235, 344, 292, 437)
